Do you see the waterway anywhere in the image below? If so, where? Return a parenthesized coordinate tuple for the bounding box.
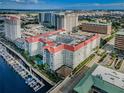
(0, 56, 52, 93)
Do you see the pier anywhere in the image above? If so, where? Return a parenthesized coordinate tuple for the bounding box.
(0, 44, 44, 92)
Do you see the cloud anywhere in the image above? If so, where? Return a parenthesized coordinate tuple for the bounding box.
(0, 1, 124, 10)
(93, 3, 124, 7)
(66, 3, 124, 7)
(11, 0, 39, 4)
(30, 0, 38, 4)
(61, 3, 124, 10)
(0, 0, 58, 9)
(15, 0, 21, 2)
(11, 0, 26, 3)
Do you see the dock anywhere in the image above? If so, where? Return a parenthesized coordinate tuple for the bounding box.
(0, 44, 44, 92)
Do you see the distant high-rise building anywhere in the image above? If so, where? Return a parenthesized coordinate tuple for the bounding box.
(39, 12, 53, 26)
(64, 13, 78, 32)
(5, 16, 21, 41)
(55, 12, 78, 32)
(115, 30, 124, 50)
(38, 13, 45, 25)
(44, 13, 52, 23)
(39, 12, 78, 32)
(55, 14, 64, 30)
(51, 13, 56, 27)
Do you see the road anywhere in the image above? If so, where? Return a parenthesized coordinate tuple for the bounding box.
(49, 54, 100, 93)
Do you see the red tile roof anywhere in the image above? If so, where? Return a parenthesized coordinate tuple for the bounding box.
(43, 34, 99, 53)
(6, 16, 20, 20)
(25, 29, 99, 53)
(25, 36, 40, 43)
(25, 29, 65, 43)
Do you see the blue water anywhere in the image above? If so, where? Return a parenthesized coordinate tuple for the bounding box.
(0, 57, 52, 93)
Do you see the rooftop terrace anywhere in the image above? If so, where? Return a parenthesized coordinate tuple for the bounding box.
(46, 31, 96, 46)
(26, 30, 99, 53)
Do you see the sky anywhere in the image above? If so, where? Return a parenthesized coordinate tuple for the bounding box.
(0, 0, 124, 10)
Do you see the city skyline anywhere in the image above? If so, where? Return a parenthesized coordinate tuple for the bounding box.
(0, 0, 124, 10)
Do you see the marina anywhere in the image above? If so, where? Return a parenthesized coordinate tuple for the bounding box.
(0, 44, 45, 92)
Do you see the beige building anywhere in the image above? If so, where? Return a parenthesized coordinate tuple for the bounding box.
(79, 22, 112, 34)
(64, 13, 78, 32)
(54, 12, 78, 32)
(115, 30, 124, 50)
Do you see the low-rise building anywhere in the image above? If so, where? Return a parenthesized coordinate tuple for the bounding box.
(79, 22, 112, 34)
(74, 64, 124, 93)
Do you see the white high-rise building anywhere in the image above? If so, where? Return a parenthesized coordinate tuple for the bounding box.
(55, 14, 64, 30)
(51, 13, 56, 27)
(39, 13, 52, 25)
(5, 16, 21, 41)
(64, 13, 78, 32)
(54, 12, 78, 32)
(39, 12, 79, 32)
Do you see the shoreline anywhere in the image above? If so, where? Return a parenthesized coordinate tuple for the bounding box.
(0, 43, 53, 93)
(0, 41, 55, 86)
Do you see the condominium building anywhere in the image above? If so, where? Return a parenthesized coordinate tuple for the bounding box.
(79, 22, 112, 34)
(4, 16, 21, 41)
(115, 30, 124, 50)
(0, 16, 5, 32)
(25, 36, 42, 56)
(25, 29, 100, 71)
(64, 13, 78, 32)
(74, 64, 124, 93)
(51, 14, 56, 27)
(39, 12, 55, 27)
(54, 13, 65, 30)
(54, 12, 78, 32)
(38, 13, 45, 25)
